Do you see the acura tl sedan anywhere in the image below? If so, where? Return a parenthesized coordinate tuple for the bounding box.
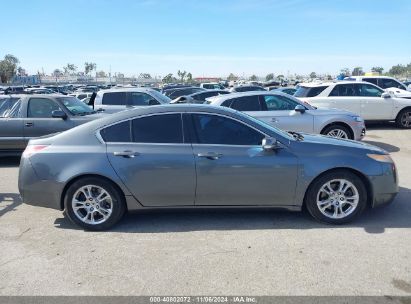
(19, 105, 398, 230)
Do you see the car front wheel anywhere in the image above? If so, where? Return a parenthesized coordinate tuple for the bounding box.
(396, 108, 411, 128)
(305, 170, 367, 224)
(64, 177, 126, 231)
(321, 125, 352, 140)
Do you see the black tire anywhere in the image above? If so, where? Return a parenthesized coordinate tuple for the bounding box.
(321, 124, 353, 140)
(305, 170, 367, 224)
(64, 177, 126, 231)
(395, 108, 411, 129)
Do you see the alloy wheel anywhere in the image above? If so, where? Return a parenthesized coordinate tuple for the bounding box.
(316, 179, 359, 219)
(400, 111, 411, 128)
(72, 185, 113, 225)
(327, 129, 349, 139)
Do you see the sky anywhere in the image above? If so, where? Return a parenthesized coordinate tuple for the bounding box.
(1, 0, 411, 78)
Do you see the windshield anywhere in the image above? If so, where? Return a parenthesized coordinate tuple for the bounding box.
(148, 89, 171, 104)
(233, 109, 294, 140)
(57, 97, 95, 115)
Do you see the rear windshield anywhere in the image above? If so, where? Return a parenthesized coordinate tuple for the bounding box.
(294, 86, 328, 97)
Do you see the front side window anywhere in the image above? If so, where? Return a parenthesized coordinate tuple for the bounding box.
(229, 96, 261, 111)
(132, 113, 183, 143)
(358, 84, 383, 97)
(129, 92, 158, 106)
(27, 98, 61, 118)
(191, 114, 264, 146)
(263, 95, 299, 110)
(378, 78, 405, 90)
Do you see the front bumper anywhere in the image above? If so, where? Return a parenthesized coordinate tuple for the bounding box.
(352, 122, 366, 141)
(370, 162, 399, 208)
(18, 157, 64, 210)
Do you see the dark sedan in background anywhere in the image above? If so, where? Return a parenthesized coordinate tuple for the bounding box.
(170, 89, 230, 104)
(19, 105, 398, 230)
(0, 94, 106, 155)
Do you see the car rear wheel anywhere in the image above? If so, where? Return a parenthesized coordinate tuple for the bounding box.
(64, 177, 126, 231)
(305, 170, 367, 224)
(321, 125, 352, 140)
(395, 108, 411, 129)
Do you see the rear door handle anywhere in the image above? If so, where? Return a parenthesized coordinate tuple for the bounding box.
(113, 150, 139, 158)
(271, 118, 278, 123)
(25, 122, 34, 127)
(197, 152, 222, 160)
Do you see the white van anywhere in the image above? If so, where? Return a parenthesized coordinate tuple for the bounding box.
(92, 88, 171, 113)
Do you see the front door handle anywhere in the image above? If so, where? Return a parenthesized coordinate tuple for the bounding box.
(197, 152, 222, 160)
(25, 122, 34, 127)
(271, 118, 278, 123)
(113, 150, 139, 158)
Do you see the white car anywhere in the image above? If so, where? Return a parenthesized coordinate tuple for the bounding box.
(92, 88, 171, 113)
(295, 81, 411, 128)
(346, 76, 410, 91)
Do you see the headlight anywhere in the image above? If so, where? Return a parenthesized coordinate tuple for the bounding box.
(350, 115, 364, 122)
(367, 154, 393, 163)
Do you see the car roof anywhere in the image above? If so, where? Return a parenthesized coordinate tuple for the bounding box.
(298, 81, 376, 88)
(207, 90, 290, 104)
(348, 76, 394, 79)
(97, 87, 156, 94)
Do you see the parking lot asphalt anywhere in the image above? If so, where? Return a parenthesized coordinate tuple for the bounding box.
(0, 123, 410, 296)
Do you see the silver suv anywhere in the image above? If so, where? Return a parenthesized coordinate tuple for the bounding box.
(92, 88, 171, 113)
(206, 91, 366, 140)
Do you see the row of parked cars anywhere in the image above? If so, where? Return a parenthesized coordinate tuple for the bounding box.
(3, 75, 408, 230)
(2, 76, 411, 157)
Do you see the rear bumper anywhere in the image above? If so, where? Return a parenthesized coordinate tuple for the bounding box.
(18, 157, 64, 210)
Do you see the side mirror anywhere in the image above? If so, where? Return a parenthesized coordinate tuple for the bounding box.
(52, 110, 67, 119)
(262, 137, 280, 151)
(294, 105, 306, 113)
(381, 92, 391, 99)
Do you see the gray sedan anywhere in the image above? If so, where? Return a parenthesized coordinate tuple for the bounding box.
(206, 91, 366, 140)
(19, 105, 398, 230)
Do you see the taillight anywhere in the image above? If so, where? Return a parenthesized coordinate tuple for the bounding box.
(22, 145, 49, 157)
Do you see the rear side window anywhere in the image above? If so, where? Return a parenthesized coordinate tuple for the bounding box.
(329, 84, 357, 97)
(229, 96, 261, 111)
(294, 86, 328, 97)
(102, 92, 127, 105)
(100, 120, 131, 142)
(132, 114, 183, 143)
(362, 78, 378, 86)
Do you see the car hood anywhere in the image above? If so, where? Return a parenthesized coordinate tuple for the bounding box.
(307, 107, 358, 116)
(296, 132, 386, 154)
(70, 112, 108, 121)
(385, 88, 411, 99)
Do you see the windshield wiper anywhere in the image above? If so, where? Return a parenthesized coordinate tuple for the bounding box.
(288, 131, 304, 141)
